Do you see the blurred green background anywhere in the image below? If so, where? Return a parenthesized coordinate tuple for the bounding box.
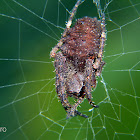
(0, 0, 140, 140)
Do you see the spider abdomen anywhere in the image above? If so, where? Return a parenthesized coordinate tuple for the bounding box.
(60, 17, 102, 69)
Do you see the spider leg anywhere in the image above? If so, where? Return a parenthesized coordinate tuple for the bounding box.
(93, 14, 106, 76)
(98, 13, 106, 59)
(85, 59, 99, 108)
(95, 61, 105, 76)
(67, 92, 79, 99)
(54, 52, 71, 111)
(50, 0, 82, 58)
(75, 110, 88, 118)
(50, 43, 62, 58)
(73, 89, 89, 118)
(66, 0, 82, 29)
(66, 87, 89, 118)
(73, 96, 88, 118)
(67, 96, 88, 119)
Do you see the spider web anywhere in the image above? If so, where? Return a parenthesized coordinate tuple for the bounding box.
(0, 0, 140, 139)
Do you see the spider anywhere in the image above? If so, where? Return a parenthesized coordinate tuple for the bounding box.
(50, 0, 106, 118)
